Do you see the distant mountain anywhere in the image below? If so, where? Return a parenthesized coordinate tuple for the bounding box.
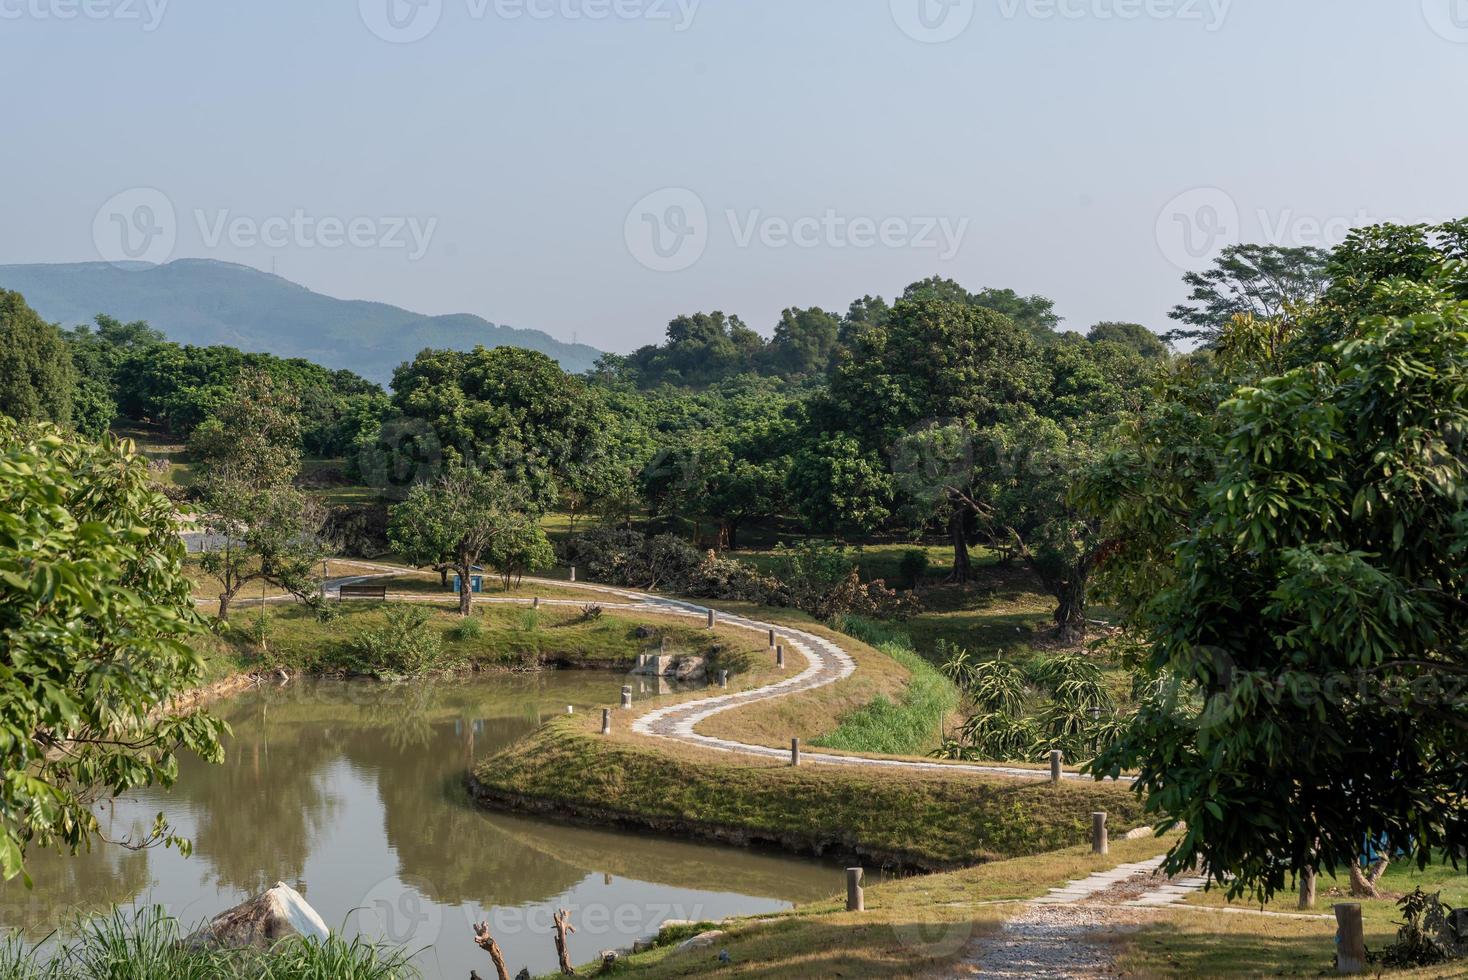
(0, 259, 603, 384)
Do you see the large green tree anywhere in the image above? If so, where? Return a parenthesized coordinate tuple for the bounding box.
(1081, 221, 1468, 900)
(0, 291, 76, 429)
(1166, 243, 1330, 346)
(0, 419, 226, 881)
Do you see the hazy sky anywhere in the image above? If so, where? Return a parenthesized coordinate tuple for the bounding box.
(2, 0, 1466, 352)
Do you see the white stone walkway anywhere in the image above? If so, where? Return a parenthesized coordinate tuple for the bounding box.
(310, 563, 1121, 784)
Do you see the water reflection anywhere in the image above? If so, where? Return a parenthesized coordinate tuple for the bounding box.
(0, 675, 839, 978)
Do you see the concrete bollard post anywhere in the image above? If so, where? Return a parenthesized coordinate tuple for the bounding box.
(768, 629, 776, 649)
(533, 596, 540, 608)
(846, 868, 864, 912)
(621, 686, 633, 709)
(1335, 903, 1366, 973)
(707, 609, 716, 629)
(719, 670, 729, 689)
(1092, 812, 1108, 855)
(601, 708, 611, 735)
(776, 645, 785, 669)
(566, 705, 574, 715)
(1050, 750, 1063, 784)
(791, 738, 800, 767)
(569, 566, 577, 583)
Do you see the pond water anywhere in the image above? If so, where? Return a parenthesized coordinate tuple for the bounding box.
(0, 675, 841, 978)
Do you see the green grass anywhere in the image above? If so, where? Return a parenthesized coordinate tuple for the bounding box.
(810, 616, 960, 755)
(207, 601, 765, 677)
(0, 905, 415, 979)
(471, 717, 1144, 872)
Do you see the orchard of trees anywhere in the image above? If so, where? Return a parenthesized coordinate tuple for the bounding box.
(1, 223, 1463, 905)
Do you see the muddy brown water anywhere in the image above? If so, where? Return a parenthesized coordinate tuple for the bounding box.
(0, 675, 841, 978)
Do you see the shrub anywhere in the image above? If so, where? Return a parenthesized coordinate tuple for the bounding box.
(1375, 888, 1466, 968)
(348, 604, 449, 675)
(899, 548, 931, 588)
(447, 615, 484, 642)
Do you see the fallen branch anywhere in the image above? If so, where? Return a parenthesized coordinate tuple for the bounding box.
(473, 921, 511, 980)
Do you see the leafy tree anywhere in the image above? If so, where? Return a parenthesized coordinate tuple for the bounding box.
(901, 277, 1062, 344)
(787, 435, 893, 537)
(0, 291, 76, 428)
(391, 346, 603, 511)
(768, 307, 840, 377)
(1081, 221, 1468, 900)
(388, 465, 531, 616)
(188, 369, 303, 487)
(1086, 321, 1170, 360)
(0, 418, 226, 881)
(484, 517, 556, 590)
(1166, 243, 1329, 346)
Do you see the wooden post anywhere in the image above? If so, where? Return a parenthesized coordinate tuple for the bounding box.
(768, 628, 776, 648)
(601, 708, 611, 735)
(776, 645, 785, 669)
(707, 609, 716, 628)
(846, 868, 864, 912)
(719, 670, 729, 688)
(533, 596, 540, 608)
(1092, 812, 1109, 855)
(473, 922, 511, 980)
(621, 687, 632, 709)
(791, 737, 801, 766)
(1334, 903, 1366, 973)
(1050, 749, 1063, 784)
(552, 908, 576, 975)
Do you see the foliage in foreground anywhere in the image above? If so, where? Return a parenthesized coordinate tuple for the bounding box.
(0, 906, 416, 979)
(1079, 220, 1468, 899)
(0, 419, 225, 882)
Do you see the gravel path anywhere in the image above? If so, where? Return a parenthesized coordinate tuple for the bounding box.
(309, 564, 1113, 783)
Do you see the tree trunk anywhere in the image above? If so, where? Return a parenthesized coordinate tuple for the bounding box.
(948, 510, 971, 583)
(218, 591, 233, 621)
(437, 565, 449, 588)
(457, 554, 473, 617)
(721, 519, 739, 552)
(472, 922, 510, 980)
(1298, 866, 1317, 910)
(1349, 855, 1391, 898)
(1052, 578, 1087, 644)
(552, 908, 576, 975)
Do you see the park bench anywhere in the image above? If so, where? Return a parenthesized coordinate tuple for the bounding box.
(338, 583, 388, 602)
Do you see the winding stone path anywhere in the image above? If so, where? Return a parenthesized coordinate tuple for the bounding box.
(313, 563, 1114, 784)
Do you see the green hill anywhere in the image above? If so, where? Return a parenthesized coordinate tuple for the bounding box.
(0, 259, 602, 384)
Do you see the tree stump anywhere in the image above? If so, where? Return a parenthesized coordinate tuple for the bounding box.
(473, 921, 511, 980)
(553, 908, 576, 975)
(1050, 750, 1063, 784)
(1334, 903, 1366, 973)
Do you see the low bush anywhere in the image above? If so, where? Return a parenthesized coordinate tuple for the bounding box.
(347, 604, 453, 676)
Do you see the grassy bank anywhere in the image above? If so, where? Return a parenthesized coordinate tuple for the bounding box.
(470, 718, 1143, 872)
(198, 601, 767, 679)
(811, 616, 960, 756)
(520, 835, 1173, 979)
